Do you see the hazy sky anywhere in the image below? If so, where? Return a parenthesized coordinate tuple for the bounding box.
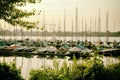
(1, 0, 120, 32)
(36, 0, 120, 32)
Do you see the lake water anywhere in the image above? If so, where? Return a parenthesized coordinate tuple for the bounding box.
(0, 36, 120, 42)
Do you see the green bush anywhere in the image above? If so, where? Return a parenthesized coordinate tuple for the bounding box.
(29, 55, 120, 80)
(0, 62, 24, 80)
(29, 69, 50, 80)
(29, 56, 85, 80)
(104, 63, 120, 80)
(83, 55, 105, 80)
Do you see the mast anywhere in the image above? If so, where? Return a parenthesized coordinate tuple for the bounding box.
(0, 22, 3, 39)
(64, 9, 66, 41)
(114, 21, 115, 40)
(0, 22, 1, 38)
(20, 27, 24, 41)
(98, 9, 101, 42)
(0, 21, 4, 39)
(52, 19, 56, 41)
(4, 22, 6, 40)
(10, 25, 12, 39)
(85, 19, 87, 41)
(90, 18, 92, 42)
(58, 19, 61, 39)
(106, 10, 109, 43)
(14, 25, 16, 42)
(42, 9, 45, 41)
(30, 29, 32, 40)
(114, 21, 115, 32)
(95, 16, 97, 42)
(75, 6, 78, 41)
(92, 17, 94, 42)
(95, 17, 96, 33)
(71, 20, 73, 41)
(82, 17, 83, 42)
(50, 23, 52, 37)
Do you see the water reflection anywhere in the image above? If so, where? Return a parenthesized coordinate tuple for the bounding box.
(0, 56, 119, 79)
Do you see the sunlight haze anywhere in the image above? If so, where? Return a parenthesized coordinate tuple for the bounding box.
(1, 0, 120, 32)
(38, 0, 120, 32)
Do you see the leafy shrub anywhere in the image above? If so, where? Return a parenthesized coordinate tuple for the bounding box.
(0, 62, 24, 80)
(104, 62, 120, 80)
(83, 55, 105, 80)
(29, 54, 120, 80)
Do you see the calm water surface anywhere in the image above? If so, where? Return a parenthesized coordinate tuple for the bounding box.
(1, 36, 120, 42)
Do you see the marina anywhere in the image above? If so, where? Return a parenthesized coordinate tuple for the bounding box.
(0, 37, 119, 58)
(0, 0, 120, 79)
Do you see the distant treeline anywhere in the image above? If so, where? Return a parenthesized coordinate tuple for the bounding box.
(0, 30, 120, 37)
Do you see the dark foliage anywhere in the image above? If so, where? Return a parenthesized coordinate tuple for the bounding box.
(0, 0, 41, 29)
(0, 62, 24, 80)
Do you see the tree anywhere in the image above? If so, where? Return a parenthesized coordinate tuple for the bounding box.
(0, 0, 41, 29)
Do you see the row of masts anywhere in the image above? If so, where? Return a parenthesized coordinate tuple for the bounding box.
(0, 8, 116, 42)
(62, 7, 111, 42)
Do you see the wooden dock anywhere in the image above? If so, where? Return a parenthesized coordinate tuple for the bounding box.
(98, 48, 120, 56)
